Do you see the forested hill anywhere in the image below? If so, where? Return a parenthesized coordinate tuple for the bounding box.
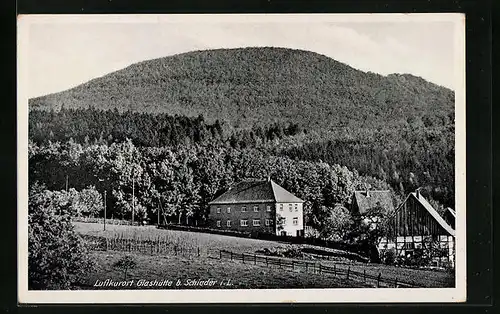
(29, 47, 454, 130)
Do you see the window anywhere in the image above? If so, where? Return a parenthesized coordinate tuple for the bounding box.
(403, 242, 414, 250)
(294, 204, 298, 211)
(293, 217, 298, 226)
(279, 204, 283, 211)
(266, 205, 271, 212)
(282, 217, 287, 226)
(265, 219, 271, 226)
(240, 219, 248, 227)
(253, 205, 259, 212)
(289, 204, 293, 212)
(226, 220, 231, 227)
(253, 219, 261, 226)
(216, 207, 221, 214)
(241, 206, 247, 212)
(227, 207, 231, 213)
(216, 220, 221, 227)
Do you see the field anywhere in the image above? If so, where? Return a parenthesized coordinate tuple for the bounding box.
(76, 251, 370, 289)
(74, 222, 296, 256)
(74, 222, 455, 289)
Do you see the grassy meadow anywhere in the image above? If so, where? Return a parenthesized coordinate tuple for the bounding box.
(77, 251, 371, 289)
(74, 222, 455, 289)
(74, 222, 297, 256)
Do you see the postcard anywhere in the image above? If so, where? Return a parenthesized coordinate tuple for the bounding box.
(17, 13, 466, 303)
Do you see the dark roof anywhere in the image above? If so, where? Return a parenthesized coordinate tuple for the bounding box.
(208, 179, 304, 205)
(352, 190, 394, 215)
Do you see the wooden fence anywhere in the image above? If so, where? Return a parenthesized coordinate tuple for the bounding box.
(158, 223, 371, 260)
(82, 235, 206, 257)
(73, 217, 141, 226)
(82, 235, 421, 288)
(218, 250, 420, 288)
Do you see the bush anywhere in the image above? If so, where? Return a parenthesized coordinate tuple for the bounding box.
(113, 255, 137, 280)
(28, 183, 95, 289)
(380, 249, 396, 265)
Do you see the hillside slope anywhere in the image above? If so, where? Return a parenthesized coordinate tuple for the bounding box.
(29, 47, 454, 130)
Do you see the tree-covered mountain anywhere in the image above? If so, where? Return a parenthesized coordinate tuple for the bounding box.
(29, 47, 454, 130)
(28, 47, 455, 210)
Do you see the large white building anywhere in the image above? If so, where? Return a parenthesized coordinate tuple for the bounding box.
(208, 178, 305, 237)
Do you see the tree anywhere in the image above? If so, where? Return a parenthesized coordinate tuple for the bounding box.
(113, 255, 137, 280)
(70, 186, 103, 217)
(276, 215, 286, 234)
(318, 205, 353, 241)
(28, 184, 95, 289)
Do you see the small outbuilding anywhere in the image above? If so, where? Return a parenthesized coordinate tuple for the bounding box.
(350, 190, 395, 230)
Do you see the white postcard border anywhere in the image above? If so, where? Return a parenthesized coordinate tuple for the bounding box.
(17, 13, 466, 304)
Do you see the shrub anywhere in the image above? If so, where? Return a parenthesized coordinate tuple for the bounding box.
(380, 249, 396, 265)
(28, 184, 95, 290)
(113, 255, 137, 280)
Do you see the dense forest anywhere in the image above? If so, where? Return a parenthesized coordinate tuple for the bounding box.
(29, 108, 303, 148)
(29, 106, 454, 208)
(277, 124, 455, 207)
(28, 139, 393, 232)
(28, 47, 456, 226)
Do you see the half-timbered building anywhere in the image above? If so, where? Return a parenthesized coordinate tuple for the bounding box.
(378, 189, 455, 267)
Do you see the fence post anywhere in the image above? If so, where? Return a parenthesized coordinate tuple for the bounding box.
(243, 253, 245, 264)
(231, 251, 233, 261)
(266, 257, 268, 267)
(363, 269, 366, 283)
(254, 254, 257, 265)
(279, 258, 282, 269)
(347, 266, 350, 280)
(175, 246, 177, 256)
(377, 273, 381, 288)
(319, 263, 322, 274)
(198, 247, 200, 257)
(334, 264, 336, 276)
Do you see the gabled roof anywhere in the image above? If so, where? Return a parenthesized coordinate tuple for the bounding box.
(407, 192, 455, 237)
(208, 179, 304, 205)
(352, 190, 394, 215)
(446, 207, 456, 219)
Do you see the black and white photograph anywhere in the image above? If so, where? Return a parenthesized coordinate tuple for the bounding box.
(17, 13, 466, 303)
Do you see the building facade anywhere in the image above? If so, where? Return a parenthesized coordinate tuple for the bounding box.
(208, 179, 305, 237)
(378, 190, 455, 267)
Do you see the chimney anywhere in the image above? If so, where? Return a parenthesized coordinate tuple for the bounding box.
(416, 188, 421, 198)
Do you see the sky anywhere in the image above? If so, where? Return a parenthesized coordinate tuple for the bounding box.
(20, 14, 464, 98)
